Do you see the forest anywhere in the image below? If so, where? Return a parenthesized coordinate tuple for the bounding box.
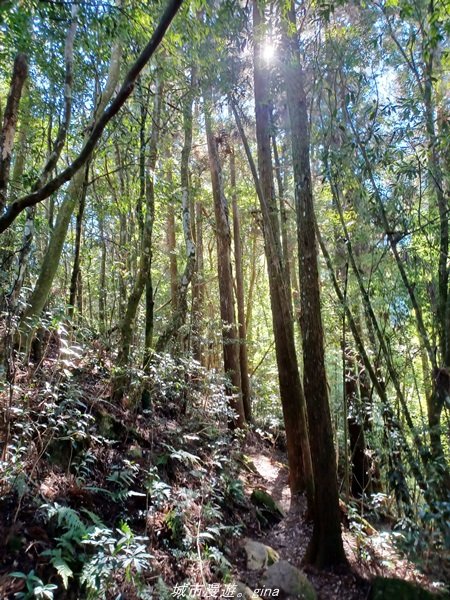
(0, 0, 449, 598)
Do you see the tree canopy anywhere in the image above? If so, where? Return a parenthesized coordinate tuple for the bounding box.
(0, 0, 449, 597)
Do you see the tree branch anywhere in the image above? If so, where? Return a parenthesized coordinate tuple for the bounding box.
(0, 0, 184, 234)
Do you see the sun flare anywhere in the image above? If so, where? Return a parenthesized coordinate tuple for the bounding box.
(262, 43, 276, 63)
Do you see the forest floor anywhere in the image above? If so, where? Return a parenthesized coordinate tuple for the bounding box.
(233, 435, 448, 599)
(0, 340, 448, 599)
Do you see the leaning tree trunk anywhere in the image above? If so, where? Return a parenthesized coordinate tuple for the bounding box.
(282, 2, 347, 566)
(10, 6, 79, 309)
(20, 40, 121, 351)
(204, 89, 245, 430)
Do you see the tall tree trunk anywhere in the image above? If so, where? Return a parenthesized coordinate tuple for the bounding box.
(204, 89, 245, 429)
(233, 94, 314, 503)
(271, 115, 292, 294)
(245, 221, 258, 336)
(192, 197, 204, 364)
(282, 3, 346, 566)
(165, 155, 178, 316)
(118, 221, 128, 324)
(98, 214, 107, 335)
(113, 75, 162, 401)
(234, 0, 314, 506)
(143, 82, 163, 365)
(155, 69, 197, 355)
(230, 146, 252, 422)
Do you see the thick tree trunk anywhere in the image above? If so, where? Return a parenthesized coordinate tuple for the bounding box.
(241, 0, 314, 506)
(204, 90, 245, 429)
(230, 147, 252, 422)
(282, 4, 347, 566)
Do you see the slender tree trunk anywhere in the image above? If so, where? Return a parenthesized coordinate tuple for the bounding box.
(10, 78, 29, 198)
(245, 222, 258, 335)
(98, 215, 107, 334)
(230, 146, 252, 422)
(422, 35, 450, 473)
(282, 3, 346, 566)
(204, 89, 245, 429)
(192, 197, 204, 364)
(330, 175, 432, 468)
(155, 69, 197, 355)
(143, 81, 163, 365)
(113, 75, 162, 400)
(164, 153, 178, 316)
(345, 108, 450, 491)
(68, 172, 88, 319)
(167, 188, 178, 313)
(271, 119, 292, 294)
(110, 140, 128, 324)
(316, 224, 430, 503)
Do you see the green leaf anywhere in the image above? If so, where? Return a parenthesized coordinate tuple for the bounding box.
(52, 556, 73, 589)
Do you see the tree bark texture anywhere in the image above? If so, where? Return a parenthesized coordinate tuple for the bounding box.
(230, 146, 252, 422)
(204, 89, 245, 429)
(247, 0, 314, 506)
(282, 3, 347, 566)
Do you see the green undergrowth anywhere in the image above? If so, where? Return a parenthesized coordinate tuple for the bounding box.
(0, 343, 257, 599)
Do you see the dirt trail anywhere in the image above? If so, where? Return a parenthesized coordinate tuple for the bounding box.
(248, 451, 291, 513)
(238, 444, 368, 599)
(237, 440, 447, 599)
